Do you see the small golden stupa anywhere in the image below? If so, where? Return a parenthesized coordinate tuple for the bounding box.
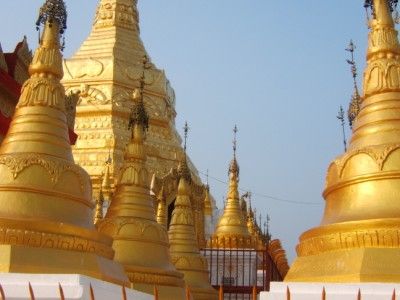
(209, 126, 252, 248)
(168, 125, 218, 300)
(286, 0, 400, 282)
(0, 0, 127, 284)
(97, 64, 186, 299)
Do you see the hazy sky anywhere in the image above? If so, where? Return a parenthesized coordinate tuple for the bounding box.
(0, 1, 371, 262)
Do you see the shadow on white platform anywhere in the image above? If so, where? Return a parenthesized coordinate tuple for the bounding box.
(260, 282, 400, 300)
(0, 274, 153, 299)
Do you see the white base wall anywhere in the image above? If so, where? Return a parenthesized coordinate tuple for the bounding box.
(261, 282, 400, 300)
(0, 274, 153, 300)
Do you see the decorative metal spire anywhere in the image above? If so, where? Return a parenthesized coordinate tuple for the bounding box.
(183, 121, 189, 152)
(128, 55, 149, 132)
(364, 0, 400, 23)
(36, 0, 67, 49)
(229, 125, 240, 177)
(337, 106, 347, 152)
(346, 40, 362, 129)
(178, 122, 192, 183)
(233, 125, 238, 158)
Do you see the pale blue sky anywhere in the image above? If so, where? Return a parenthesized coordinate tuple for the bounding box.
(0, 1, 370, 262)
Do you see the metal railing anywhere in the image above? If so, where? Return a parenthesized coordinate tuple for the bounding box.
(201, 247, 283, 299)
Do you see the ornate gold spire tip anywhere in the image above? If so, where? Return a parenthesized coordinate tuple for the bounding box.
(229, 125, 240, 176)
(346, 40, 361, 128)
(36, 0, 67, 49)
(178, 121, 191, 183)
(129, 56, 149, 131)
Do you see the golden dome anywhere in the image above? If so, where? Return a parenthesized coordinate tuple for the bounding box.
(286, 0, 400, 282)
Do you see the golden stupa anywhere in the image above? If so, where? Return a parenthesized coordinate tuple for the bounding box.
(61, 0, 203, 191)
(168, 150, 218, 300)
(209, 126, 252, 248)
(96, 69, 186, 299)
(0, 0, 127, 284)
(286, 0, 400, 282)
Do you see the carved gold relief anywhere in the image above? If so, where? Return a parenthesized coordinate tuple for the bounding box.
(0, 154, 87, 193)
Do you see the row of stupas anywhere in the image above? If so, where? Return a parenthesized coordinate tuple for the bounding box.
(0, 0, 288, 299)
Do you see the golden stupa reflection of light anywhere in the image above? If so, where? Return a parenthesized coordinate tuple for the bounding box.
(97, 73, 186, 299)
(286, 0, 400, 282)
(0, 0, 128, 285)
(209, 126, 252, 248)
(168, 155, 218, 300)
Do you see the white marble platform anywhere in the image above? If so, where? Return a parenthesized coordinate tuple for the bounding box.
(0, 274, 153, 299)
(261, 282, 400, 300)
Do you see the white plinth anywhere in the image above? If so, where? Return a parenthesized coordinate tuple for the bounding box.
(0, 274, 153, 300)
(261, 282, 400, 300)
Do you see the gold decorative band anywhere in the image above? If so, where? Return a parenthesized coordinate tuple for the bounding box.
(297, 218, 400, 256)
(127, 268, 184, 287)
(0, 218, 115, 259)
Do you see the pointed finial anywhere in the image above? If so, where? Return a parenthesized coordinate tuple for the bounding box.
(178, 122, 192, 183)
(337, 106, 347, 151)
(122, 285, 127, 300)
(357, 288, 362, 300)
(392, 288, 396, 300)
(364, 0, 399, 21)
(346, 40, 362, 128)
(286, 286, 291, 300)
(29, 282, 35, 300)
(59, 283, 65, 300)
(322, 287, 326, 300)
(183, 121, 189, 152)
(89, 284, 95, 300)
(128, 55, 150, 133)
(233, 124, 238, 158)
(229, 125, 240, 177)
(36, 0, 67, 50)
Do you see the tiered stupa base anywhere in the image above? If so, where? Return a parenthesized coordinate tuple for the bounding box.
(285, 218, 400, 282)
(261, 282, 400, 300)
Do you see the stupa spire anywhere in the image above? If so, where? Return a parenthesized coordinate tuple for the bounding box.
(168, 125, 218, 300)
(0, 0, 127, 284)
(209, 126, 251, 249)
(97, 57, 186, 299)
(286, 0, 400, 282)
(346, 40, 362, 128)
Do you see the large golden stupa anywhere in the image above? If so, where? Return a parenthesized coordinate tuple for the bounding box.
(62, 0, 211, 245)
(0, 0, 127, 284)
(286, 0, 400, 282)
